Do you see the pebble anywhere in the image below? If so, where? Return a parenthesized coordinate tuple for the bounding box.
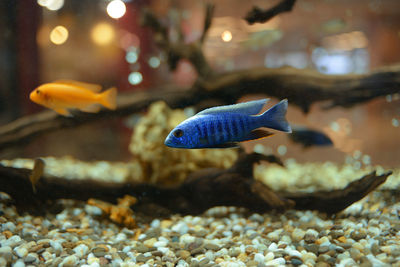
(0, 184, 399, 267)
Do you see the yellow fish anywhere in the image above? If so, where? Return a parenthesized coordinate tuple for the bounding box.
(29, 80, 117, 116)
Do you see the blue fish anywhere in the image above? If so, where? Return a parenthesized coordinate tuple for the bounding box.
(289, 126, 333, 148)
(164, 99, 292, 149)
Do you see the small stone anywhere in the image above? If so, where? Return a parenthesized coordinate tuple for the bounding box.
(179, 250, 191, 260)
(305, 244, 319, 254)
(132, 243, 148, 253)
(14, 246, 28, 258)
(136, 253, 149, 262)
(204, 243, 220, 251)
(60, 255, 78, 267)
(3, 235, 22, 248)
(92, 246, 107, 257)
(318, 246, 329, 254)
(303, 234, 316, 244)
(24, 253, 37, 263)
(292, 228, 305, 242)
(0, 246, 13, 262)
(12, 260, 25, 267)
(315, 262, 330, 267)
(291, 258, 303, 266)
(143, 237, 157, 248)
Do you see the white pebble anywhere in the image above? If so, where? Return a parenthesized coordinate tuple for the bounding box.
(115, 233, 127, 243)
(265, 257, 285, 265)
(305, 229, 318, 237)
(254, 253, 264, 263)
(150, 219, 161, 228)
(85, 204, 103, 216)
(154, 241, 168, 248)
(60, 255, 78, 266)
(2, 222, 16, 232)
(42, 251, 53, 261)
(179, 234, 195, 245)
(12, 260, 25, 267)
(292, 228, 305, 242)
(268, 242, 278, 251)
(73, 244, 89, 258)
(50, 240, 63, 254)
(3, 235, 22, 248)
(265, 251, 275, 261)
(158, 247, 169, 254)
(172, 222, 189, 235)
(14, 246, 28, 258)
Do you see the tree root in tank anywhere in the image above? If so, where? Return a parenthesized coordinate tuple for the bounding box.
(0, 152, 392, 217)
(244, 0, 297, 24)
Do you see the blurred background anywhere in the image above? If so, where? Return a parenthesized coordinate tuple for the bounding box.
(0, 0, 399, 167)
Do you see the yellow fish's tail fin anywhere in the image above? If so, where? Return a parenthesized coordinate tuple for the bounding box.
(99, 87, 117, 110)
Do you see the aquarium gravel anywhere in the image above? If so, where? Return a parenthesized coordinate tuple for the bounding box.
(1, 190, 399, 267)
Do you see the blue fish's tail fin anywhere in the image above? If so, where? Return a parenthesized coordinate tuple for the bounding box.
(259, 99, 292, 133)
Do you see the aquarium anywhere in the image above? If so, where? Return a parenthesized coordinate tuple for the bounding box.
(0, 0, 399, 266)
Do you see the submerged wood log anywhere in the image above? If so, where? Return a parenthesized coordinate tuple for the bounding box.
(0, 153, 392, 216)
(1, 64, 400, 151)
(245, 0, 297, 24)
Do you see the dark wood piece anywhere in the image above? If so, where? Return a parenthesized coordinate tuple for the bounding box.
(0, 152, 392, 216)
(245, 0, 297, 24)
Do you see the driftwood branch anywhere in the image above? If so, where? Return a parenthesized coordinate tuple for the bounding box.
(1, 64, 400, 151)
(0, 152, 392, 215)
(245, 0, 297, 24)
(140, 4, 214, 78)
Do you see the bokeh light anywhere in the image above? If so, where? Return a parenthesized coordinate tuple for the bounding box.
(126, 51, 138, 64)
(37, 0, 64, 11)
(107, 0, 126, 19)
(50, 26, 68, 45)
(128, 72, 143, 85)
(221, 30, 232, 42)
(91, 22, 115, 46)
(148, 57, 161, 68)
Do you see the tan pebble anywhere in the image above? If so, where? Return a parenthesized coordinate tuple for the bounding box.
(161, 220, 173, 228)
(2, 231, 12, 239)
(215, 258, 224, 264)
(178, 250, 190, 259)
(62, 242, 76, 249)
(316, 236, 330, 245)
(337, 236, 347, 243)
(143, 238, 157, 248)
(99, 257, 109, 265)
(29, 244, 43, 253)
(237, 252, 248, 261)
(315, 262, 330, 267)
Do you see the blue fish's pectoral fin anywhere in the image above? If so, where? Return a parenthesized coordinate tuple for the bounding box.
(197, 99, 269, 116)
(80, 104, 101, 113)
(53, 108, 72, 117)
(198, 138, 239, 148)
(241, 129, 275, 142)
(212, 142, 240, 148)
(202, 142, 240, 149)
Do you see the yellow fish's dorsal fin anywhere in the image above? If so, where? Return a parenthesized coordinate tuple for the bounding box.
(53, 80, 102, 92)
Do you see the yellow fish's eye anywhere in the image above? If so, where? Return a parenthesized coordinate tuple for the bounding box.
(173, 129, 184, 138)
(36, 90, 41, 95)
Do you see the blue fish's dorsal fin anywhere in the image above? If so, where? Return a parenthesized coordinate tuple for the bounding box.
(197, 99, 269, 116)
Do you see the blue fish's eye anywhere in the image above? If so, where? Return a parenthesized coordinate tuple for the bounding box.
(173, 129, 184, 138)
